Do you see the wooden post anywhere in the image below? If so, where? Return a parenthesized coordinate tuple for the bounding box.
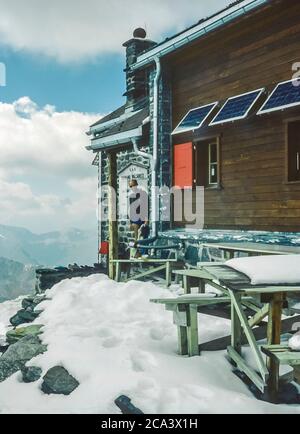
(108, 151, 118, 280)
(267, 292, 284, 402)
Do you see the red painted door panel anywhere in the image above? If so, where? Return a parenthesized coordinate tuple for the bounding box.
(174, 142, 193, 188)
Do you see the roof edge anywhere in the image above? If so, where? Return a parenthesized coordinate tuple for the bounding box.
(131, 0, 270, 70)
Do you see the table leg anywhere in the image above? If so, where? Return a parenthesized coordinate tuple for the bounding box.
(115, 262, 121, 282)
(266, 292, 284, 403)
(198, 278, 205, 294)
(231, 294, 242, 355)
(166, 262, 172, 287)
(183, 276, 191, 294)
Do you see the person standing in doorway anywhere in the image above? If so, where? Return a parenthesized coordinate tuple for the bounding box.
(128, 179, 149, 242)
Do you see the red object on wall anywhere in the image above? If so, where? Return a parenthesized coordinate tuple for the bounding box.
(99, 241, 109, 255)
(174, 142, 194, 188)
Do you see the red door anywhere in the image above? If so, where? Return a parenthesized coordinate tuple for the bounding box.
(174, 142, 194, 188)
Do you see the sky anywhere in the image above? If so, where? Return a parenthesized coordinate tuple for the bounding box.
(0, 0, 231, 234)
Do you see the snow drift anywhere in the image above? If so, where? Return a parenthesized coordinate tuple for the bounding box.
(0, 274, 299, 414)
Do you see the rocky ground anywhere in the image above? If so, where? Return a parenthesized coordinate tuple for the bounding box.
(0, 294, 80, 396)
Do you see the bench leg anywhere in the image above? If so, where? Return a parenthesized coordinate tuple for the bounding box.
(177, 326, 188, 356)
(187, 304, 199, 356)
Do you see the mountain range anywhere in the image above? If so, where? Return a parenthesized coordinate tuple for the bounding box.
(0, 224, 98, 301)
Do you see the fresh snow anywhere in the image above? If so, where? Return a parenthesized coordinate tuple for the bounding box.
(226, 255, 300, 285)
(0, 275, 299, 414)
(289, 332, 300, 351)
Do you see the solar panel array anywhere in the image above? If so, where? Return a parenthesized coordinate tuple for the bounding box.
(210, 89, 264, 126)
(258, 79, 300, 114)
(172, 102, 218, 135)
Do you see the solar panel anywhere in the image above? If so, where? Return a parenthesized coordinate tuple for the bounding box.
(172, 102, 218, 135)
(257, 79, 300, 114)
(210, 88, 265, 126)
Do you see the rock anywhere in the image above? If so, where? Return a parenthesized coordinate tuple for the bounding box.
(22, 295, 46, 311)
(0, 335, 47, 382)
(115, 395, 144, 415)
(10, 309, 42, 327)
(41, 366, 79, 395)
(21, 366, 42, 383)
(6, 325, 44, 345)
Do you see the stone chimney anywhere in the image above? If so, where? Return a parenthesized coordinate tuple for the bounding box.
(123, 28, 156, 110)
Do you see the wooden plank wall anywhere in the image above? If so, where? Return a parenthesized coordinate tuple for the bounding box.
(169, 0, 300, 232)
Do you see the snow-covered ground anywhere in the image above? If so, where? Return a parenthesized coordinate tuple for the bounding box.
(0, 274, 300, 414)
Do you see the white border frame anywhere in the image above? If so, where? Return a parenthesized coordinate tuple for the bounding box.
(257, 79, 300, 115)
(209, 88, 265, 126)
(172, 102, 219, 135)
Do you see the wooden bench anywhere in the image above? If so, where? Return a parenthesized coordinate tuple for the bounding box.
(111, 258, 180, 287)
(262, 344, 300, 385)
(200, 264, 300, 402)
(150, 294, 234, 356)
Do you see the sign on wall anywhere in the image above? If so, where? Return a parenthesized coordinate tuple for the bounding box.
(118, 164, 149, 219)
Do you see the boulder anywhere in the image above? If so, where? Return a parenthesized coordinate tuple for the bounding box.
(22, 296, 46, 311)
(21, 366, 42, 383)
(41, 366, 79, 395)
(10, 309, 42, 327)
(6, 325, 44, 345)
(0, 335, 47, 382)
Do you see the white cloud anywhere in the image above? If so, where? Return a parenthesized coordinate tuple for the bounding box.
(0, 97, 100, 232)
(0, 0, 231, 63)
(0, 97, 100, 178)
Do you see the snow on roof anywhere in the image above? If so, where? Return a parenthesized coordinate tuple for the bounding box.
(227, 254, 300, 285)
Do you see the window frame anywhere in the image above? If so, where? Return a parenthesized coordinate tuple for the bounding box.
(193, 135, 221, 189)
(285, 117, 300, 184)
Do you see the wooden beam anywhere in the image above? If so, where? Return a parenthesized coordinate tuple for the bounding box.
(108, 151, 118, 280)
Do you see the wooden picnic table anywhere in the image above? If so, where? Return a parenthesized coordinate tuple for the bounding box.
(201, 242, 300, 259)
(111, 258, 179, 287)
(202, 264, 300, 403)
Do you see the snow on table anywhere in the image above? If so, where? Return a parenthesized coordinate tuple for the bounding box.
(0, 274, 299, 414)
(226, 255, 300, 285)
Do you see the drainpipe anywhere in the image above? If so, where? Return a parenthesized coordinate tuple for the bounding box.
(151, 57, 161, 236)
(132, 57, 161, 237)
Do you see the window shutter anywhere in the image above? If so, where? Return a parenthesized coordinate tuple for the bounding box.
(174, 142, 193, 188)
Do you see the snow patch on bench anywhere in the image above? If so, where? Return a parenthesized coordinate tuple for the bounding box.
(226, 255, 300, 285)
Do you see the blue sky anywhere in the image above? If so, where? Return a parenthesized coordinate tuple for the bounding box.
(0, 0, 230, 234)
(1, 49, 125, 113)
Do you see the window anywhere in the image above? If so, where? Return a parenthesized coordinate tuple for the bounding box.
(195, 139, 220, 188)
(287, 121, 300, 182)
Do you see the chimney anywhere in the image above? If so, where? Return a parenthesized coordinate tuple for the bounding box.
(123, 28, 156, 111)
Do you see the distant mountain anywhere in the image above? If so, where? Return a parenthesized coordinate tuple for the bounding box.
(0, 257, 35, 302)
(0, 224, 98, 267)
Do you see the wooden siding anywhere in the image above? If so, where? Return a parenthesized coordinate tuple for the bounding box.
(169, 0, 300, 232)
